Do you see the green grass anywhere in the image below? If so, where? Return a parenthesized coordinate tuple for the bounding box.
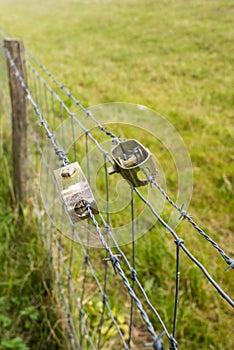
(0, 0, 233, 349)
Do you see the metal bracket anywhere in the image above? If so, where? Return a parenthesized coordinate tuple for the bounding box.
(54, 162, 98, 222)
(108, 139, 157, 187)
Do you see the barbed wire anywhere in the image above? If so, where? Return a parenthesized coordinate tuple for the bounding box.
(25, 60, 115, 164)
(20, 41, 234, 271)
(0, 27, 231, 271)
(25, 47, 234, 301)
(149, 179, 234, 269)
(25, 49, 118, 140)
(0, 31, 233, 350)
(134, 188, 234, 308)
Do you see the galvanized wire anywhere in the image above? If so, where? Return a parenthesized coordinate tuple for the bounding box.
(25, 60, 114, 164)
(25, 49, 118, 140)
(87, 206, 165, 349)
(134, 188, 234, 308)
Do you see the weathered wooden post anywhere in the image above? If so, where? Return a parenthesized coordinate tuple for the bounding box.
(4, 39, 28, 207)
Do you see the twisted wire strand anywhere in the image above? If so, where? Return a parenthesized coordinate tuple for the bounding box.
(25, 49, 118, 140)
(134, 188, 234, 308)
(3, 44, 70, 166)
(87, 207, 166, 349)
(151, 179, 233, 268)
(98, 212, 171, 340)
(26, 61, 114, 164)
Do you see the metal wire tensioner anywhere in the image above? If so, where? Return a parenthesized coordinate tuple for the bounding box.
(108, 139, 158, 187)
(54, 162, 99, 222)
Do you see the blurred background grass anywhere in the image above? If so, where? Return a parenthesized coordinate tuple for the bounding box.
(0, 0, 233, 349)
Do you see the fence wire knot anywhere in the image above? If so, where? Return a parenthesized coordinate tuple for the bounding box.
(175, 238, 184, 247)
(103, 294, 108, 305)
(104, 254, 121, 274)
(55, 147, 70, 166)
(169, 335, 178, 350)
(86, 110, 92, 118)
(84, 254, 89, 264)
(131, 268, 138, 280)
(55, 147, 64, 156)
(178, 203, 191, 220)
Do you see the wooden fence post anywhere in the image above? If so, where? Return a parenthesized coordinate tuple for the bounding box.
(4, 39, 28, 207)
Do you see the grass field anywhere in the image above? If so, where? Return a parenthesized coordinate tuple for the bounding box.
(0, 0, 233, 349)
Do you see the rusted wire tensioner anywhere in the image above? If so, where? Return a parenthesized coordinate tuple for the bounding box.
(108, 139, 158, 187)
(54, 162, 99, 223)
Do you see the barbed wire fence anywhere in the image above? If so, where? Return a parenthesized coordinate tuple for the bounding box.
(0, 31, 233, 350)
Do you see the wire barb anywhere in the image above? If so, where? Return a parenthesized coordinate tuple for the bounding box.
(104, 254, 122, 274)
(147, 178, 233, 269)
